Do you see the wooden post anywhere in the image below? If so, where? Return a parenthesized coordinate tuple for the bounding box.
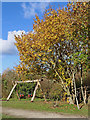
(7, 83, 17, 101)
(31, 80, 47, 102)
(31, 81, 39, 102)
(16, 79, 41, 84)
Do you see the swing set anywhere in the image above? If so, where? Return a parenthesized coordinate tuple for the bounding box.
(7, 79, 46, 102)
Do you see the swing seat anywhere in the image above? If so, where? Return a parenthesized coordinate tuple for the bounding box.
(28, 93, 32, 97)
(28, 94, 30, 97)
(20, 94, 24, 98)
(22, 94, 24, 97)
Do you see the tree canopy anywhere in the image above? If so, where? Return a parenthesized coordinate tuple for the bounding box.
(14, 2, 89, 107)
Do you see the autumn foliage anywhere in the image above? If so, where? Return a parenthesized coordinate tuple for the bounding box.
(14, 2, 89, 108)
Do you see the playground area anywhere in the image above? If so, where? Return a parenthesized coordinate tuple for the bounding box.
(1, 78, 89, 119)
(6, 79, 45, 102)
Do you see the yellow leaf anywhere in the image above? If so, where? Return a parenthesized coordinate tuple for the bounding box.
(58, 60, 61, 62)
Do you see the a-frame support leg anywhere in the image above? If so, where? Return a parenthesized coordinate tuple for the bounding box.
(7, 83, 17, 101)
(31, 81, 39, 102)
(31, 80, 47, 102)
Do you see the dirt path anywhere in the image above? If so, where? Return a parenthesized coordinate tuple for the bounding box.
(1, 107, 86, 118)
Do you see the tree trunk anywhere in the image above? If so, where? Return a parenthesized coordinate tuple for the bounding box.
(88, 95, 90, 104)
(67, 68, 75, 103)
(54, 69, 74, 104)
(67, 88, 74, 104)
(73, 72, 79, 110)
(84, 87, 87, 105)
(71, 75, 75, 103)
(81, 63, 86, 104)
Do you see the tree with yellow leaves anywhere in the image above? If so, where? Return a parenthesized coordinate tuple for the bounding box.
(14, 2, 89, 108)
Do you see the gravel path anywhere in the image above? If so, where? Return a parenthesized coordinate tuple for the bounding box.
(1, 107, 87, 118)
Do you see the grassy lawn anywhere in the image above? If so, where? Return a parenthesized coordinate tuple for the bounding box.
(1, 98, 89, 118)
(2, 114, 14, 118)
(2, 114, 27, 120)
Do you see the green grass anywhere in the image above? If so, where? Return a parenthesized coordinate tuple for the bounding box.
(2, 114, 27, 120)
(2, 98, 88, 118)
(2, 114, 14, 118)
(2, 113, 28, 120)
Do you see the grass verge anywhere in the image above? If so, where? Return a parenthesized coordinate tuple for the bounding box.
(2, 114, 27, 120)
(2, 98, 88, 118)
